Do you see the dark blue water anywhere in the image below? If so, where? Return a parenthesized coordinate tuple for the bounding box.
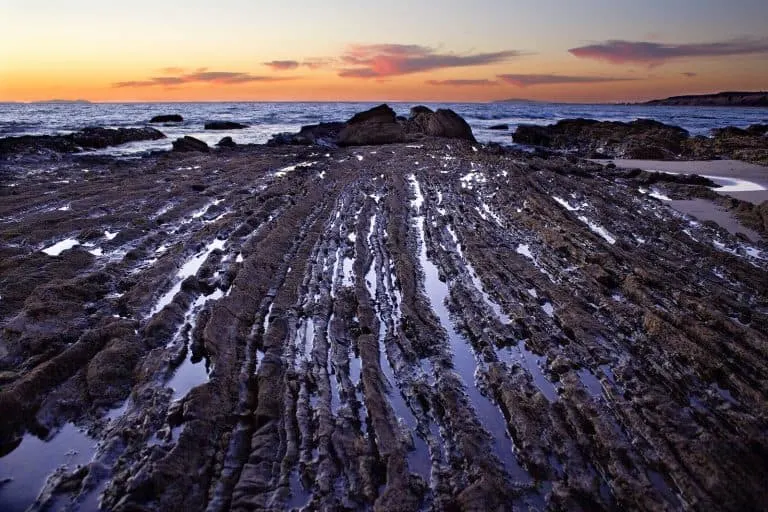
(1, 101, 766, 156)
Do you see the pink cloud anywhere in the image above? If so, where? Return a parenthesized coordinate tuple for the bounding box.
(337, 43, 525, 78)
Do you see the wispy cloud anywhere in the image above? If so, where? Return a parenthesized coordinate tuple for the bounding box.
(569, 37, 768, 65)
(113, 70, 294, 88)
(681, 71, 698, 77)
(302, 58, 336, 70)
(264, 60, 300, 71)
(497, 74, 637, 87)
(338, 43, 525, 78)
(426, 79, 497, 87)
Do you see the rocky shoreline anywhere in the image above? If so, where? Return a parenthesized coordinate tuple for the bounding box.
(512, 118, 768, 165)
(1, 106, 767, 511)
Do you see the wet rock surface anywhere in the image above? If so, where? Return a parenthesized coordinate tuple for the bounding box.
(0, 132, 767, 511)
(513, 119, 768, 165)
(0, 127, 166, 158)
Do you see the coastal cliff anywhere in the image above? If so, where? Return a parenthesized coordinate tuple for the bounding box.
(644, 91, 768, 107)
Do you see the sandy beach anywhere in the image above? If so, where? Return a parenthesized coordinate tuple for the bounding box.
(602, 158, 768, 203)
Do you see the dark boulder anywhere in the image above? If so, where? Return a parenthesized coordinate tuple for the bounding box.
(338, 105, 407, 146)
(408, 107, 477, 142)
(489, 124, 509, 131)
(216, 136, 237, 148)
(172, 136, 209, 152)
(204, 121, 248, 130)
(150, 114, 183, 123)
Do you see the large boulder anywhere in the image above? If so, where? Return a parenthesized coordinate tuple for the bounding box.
(408, 106, 477, 142)
(172, 136, 209, 152)
(150, 114, 183, 123)
(337, 105, 407, 146)
(204, 121, 248, 130)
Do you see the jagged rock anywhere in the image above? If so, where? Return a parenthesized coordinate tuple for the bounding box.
(172, 136, 209, 152)
(204, 121, 248, 130)
(216, 136, 237, 148)
(150, 114, 183, 123)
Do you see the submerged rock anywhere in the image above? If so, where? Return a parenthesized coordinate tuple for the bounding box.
(172, 136, 209, 152)
(489, 124, 509, 130)
(204, 121, 248, 130)
(150, 114, 183, 123)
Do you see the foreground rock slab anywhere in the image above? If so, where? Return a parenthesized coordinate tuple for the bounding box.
(0, 135, 767, 512)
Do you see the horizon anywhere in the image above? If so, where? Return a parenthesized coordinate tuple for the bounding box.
(3, 90, 768, 105)
(2, 1, 767, 103)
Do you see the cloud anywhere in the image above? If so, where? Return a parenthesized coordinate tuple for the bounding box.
(426, 79, 497, 87)
(113, 70, 294, 88)
(497, 74, 637, 87)
(682, 71, 697, 77)
(302, 58, 337, 70)
(338, 43, 525, 78)
(569, 37, 768, 65)
(264, 60, 300, 71)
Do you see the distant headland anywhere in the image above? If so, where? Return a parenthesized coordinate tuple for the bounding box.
(642, 91, 767, 107)
(30, 99, 92, 104)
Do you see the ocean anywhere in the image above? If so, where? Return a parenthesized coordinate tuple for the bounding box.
(1, 101, 767, 156)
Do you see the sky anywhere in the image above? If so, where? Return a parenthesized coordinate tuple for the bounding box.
(1, 0, 767, 103)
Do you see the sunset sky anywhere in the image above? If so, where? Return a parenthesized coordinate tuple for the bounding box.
(1, 0, 767, 103)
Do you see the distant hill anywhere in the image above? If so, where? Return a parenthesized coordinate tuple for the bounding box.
(492, 98, 547, 104)
(643, 91, 768, 107)
(31, 99, 92, 104)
